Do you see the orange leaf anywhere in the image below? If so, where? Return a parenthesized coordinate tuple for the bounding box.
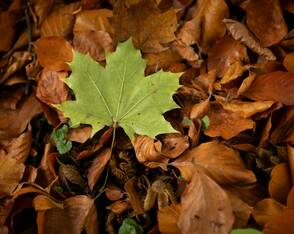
(263, 209, 294, 234)
(35, 37, 73, 71)
(157, 204, 181, 234)
(244, 71, 294, 106)
(172, 141, 256, 185)
(178, 0, 228, 52)
(87, 148, 112, 191)
(283, 52, 294, 72)
(177, 171, 234, 234)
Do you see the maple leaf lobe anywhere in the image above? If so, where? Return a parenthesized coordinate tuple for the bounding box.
(56, 39, 181, 140)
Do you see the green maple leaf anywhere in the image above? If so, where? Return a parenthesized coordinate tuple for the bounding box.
(55, 39, 180, 140)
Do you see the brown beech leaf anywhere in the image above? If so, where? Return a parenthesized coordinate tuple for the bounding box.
(0, 86, 24, 110)
(0, 10, 21, 51)
(110, 0, 177, 53)
(41, 2, 81, 38)
(36, 68, 69, 105)
(67, 126, 92, 143)
(241, 0, 287, 47)
(237, 72, 256, 96)
(178, 171, 234, 234)
(0, 95, 42, 138)
(225, 190, 252, 228)
(1, 130, 32, 163)
(287, 187, 294, 209)
(223, 19, 276, 60)
(172, 141, 256, 185)
(157, 204, 181, 234)
(208, 36, 248, 76)
(268, 163, 291, 204)
(31, 0, 55, 25)
(35, 37, 73, 71)
(215, 96, 274, 118)
(144, 48, 183, 74)
(220, 60, 250, 84)
(263, 209, 294, 234)
(35, 195, 98, 234)
(171, 40, 199, 65)
(105, 183, 124, 201)
(124, 177, 145, 214)
(190, 98, 210, 120)
(87, 148, 112, 191)
(244, 71, 294, 106)
(204, 103, 255, 140)
(106, 200, 130, 214)
(283, 52, 294, 72)
(0, 157, 25, 198)
(252, 198, 285, 227)
(159, 133, 189, 158)
(59, 164, 85, 187)
(178, 0, 228, 52)
(73, 9, 114, 61)
(134, 135, 168, 169)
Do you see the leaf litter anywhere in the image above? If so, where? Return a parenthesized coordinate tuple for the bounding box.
(0, 0, 294, 233)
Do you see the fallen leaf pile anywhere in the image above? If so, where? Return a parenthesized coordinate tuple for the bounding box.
(0, 0, 294, 233)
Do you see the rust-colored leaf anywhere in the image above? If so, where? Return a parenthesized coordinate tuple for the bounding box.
(157, 204, 181, 234)
(67, 126, 92, 143)
(106, 200, 129, 214)
(208, 36, 248, 77)
(244, 71, 294, 106)
(36, 68, 69, 106)
(263, 209, 294, 234)
(40, 2, 81, 38)
(216, 96, 274, 118)
(177, 170, 234, 234)
(73, 9, 114, 61)
(223, 19, 276, 60)
(172, 141, 256, 185)
(0, 157, 25, 198)
(111, 0, 177, 53)
(204, 103, 255, 140)
(178, 0, 228, 52)
(87, 148, 112, 191)
(268, 163, 291, 204)
(252, 198, 285, 227)
(283, 52, 294, 72)
(241, 0, 287, 47)
(0, 95, 42, 138)
(35, 195, 98, 234)
(35, 37, 73, 71)
(124, 177, 145, 214)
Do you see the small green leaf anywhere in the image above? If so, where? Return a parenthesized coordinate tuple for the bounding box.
(118, 218, 143, 234)
(51, 125, 72, 154)
(56, 39, 181, 140)
(201, 115, 210, 130)
(231, 228, 262, 234)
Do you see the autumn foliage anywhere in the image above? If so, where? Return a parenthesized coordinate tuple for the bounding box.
(0, 0, 294, 233)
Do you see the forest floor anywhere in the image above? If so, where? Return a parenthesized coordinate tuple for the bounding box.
(0, 0, 294, 233)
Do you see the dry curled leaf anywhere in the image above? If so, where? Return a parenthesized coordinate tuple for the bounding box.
(35, 195, 98, 234)
(177, 170, 234, 234)
(178, 0, 229, 52)
(208, 36, 248, 76)
(0, 157, 25, 198)
(204, 103, 255, 140)
(73, 9, 114, 61)
(36, 69, 69, 105)
(283, 52, 294, 72)
(223, 19, 276, 61)
(0, 95, 42, 138)
(172, 141, 256, 185)
(157, 204, 181, 234)
(110, 0, 177, 53)
(252, 198, 285, 227)
(35, 37, 73, 71)
(87, 148, 112, 191)
(59, 164, 84, 187)
(41, 2, 81, 38)
(241, 0, 287, 47)
(263, 209, 294, 234)
(268, 163, 291, 204)
(244, 71, 294, 106)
